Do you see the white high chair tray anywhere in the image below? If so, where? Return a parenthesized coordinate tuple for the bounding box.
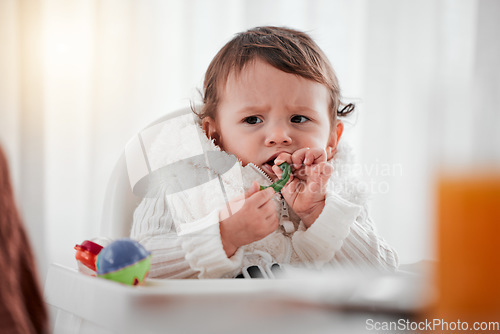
(45, 263, 431, 334)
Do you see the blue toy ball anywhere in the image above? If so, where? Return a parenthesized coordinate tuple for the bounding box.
(96, 238, 152, 285)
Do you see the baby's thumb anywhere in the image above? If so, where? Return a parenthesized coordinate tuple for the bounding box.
(245, 181, 260, 198)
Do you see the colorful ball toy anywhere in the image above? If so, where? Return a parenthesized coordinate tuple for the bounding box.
(96, 238, 152, 286)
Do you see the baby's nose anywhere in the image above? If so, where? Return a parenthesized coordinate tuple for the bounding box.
(265, 126, 292, 146)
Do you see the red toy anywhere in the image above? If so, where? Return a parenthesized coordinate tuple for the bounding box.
(74, 240, 104, 275)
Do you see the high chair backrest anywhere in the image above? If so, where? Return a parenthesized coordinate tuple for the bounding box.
(100, 106, 194, 238)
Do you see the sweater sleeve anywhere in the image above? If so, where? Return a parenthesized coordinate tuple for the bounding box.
(292, 191, 399, 271)
(130, 188, 244, 279)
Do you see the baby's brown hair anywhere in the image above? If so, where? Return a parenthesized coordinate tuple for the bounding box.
(196, 26, 354, 123)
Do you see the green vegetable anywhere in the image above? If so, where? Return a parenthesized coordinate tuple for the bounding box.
(260, 162, 291, 193)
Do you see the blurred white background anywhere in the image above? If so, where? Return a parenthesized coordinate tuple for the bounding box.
(1, 0, 499, 280)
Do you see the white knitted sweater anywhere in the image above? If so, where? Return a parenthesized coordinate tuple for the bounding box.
(130, 113, 398, 278)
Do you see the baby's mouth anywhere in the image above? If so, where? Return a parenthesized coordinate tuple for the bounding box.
(265, 158, 275, 167)
(261, 159, 278, 180)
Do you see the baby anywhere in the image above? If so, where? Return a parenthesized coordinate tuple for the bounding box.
(131, 26, 398, 278)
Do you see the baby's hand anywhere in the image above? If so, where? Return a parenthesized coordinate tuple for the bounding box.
(219, 182, 278, 257)
(274, 148, 333, 228)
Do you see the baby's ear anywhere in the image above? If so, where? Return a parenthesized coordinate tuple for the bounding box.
(326, 121, 344, 160)
(202, 117, 221, 146)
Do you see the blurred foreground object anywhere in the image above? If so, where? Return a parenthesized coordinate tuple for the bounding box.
(0, 145, 48, 333)
(435, 172, 500, 322)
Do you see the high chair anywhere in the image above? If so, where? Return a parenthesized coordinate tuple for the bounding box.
(100, 106, 193, 239)
(44, 106, 430, 334)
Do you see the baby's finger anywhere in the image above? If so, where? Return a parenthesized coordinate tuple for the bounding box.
(274, 152, 292, 166)
(308, 163, 333, 191)
(290, 147, 310, 168)
(245, 181, 261, 199)
(222, 182, 258, 218)
(304, 148, 327, 166)
(249, 186, 275, 207)
(281, 178, 302, 197)
(272, 164, 283, 179)
(261, 199, 278, 217)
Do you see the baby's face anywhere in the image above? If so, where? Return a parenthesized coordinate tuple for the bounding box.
(203, 59, 342, 180)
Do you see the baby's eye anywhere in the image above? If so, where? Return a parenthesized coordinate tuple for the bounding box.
(291, 115, 310, 123)
(244, 116, 263, 124)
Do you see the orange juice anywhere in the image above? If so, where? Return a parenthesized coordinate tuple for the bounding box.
(436, 172, 500, 321)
